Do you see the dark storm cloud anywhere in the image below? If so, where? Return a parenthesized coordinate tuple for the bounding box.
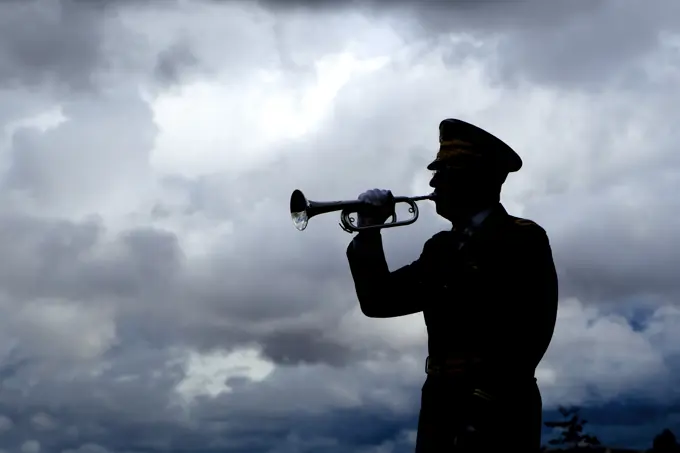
(0, 0, 133, 144)
(0, 0, 104, 92)
(257, 0, 680, 91)
(0, 339, 422, 453)
(0, 162, 427, 451)
(0, 345, 188, 453)
(0, 0, 679, 452)
(0, 202, 364, 365)
(5, 0, 668, 373)
(154, 39, 200, 87)
(0, 0, 446, 451)
(0, 0, 212, 98)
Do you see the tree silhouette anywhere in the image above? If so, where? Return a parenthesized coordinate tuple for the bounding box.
(544, 406, 601, 449)
(652, 428, 680, 452)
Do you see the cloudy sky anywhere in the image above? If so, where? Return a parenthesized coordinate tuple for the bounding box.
(1, 0, 680, 451)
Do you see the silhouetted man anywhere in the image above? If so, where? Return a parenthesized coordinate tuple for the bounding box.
(346, 118, 559, 452)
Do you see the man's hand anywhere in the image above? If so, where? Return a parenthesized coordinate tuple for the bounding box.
(357, 188, 395, 227)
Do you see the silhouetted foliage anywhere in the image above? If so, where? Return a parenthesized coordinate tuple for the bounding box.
(544, 406, 601, 449)
(652, 428, 680, 452)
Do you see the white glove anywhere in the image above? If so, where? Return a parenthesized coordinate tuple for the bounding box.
(356, 188, 395, 227)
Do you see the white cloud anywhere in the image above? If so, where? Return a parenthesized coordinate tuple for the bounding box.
(150, 51, 390, 178)
(21, 440, 40, 453)
(175, 347, 275, 400)
(539, 298, 673, 407)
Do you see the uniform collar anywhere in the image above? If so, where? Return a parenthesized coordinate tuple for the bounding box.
(470, 206, 494, 227)
(449, 203, 508, 255)
(451, 205, 495, 232)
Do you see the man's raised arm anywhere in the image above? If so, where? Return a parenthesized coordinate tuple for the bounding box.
(346, 231, 438, 318)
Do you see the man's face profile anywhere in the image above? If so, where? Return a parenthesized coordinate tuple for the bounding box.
(429, 165, 492, 220)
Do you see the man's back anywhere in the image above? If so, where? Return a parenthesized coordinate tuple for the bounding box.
(418, 203, 558, 375)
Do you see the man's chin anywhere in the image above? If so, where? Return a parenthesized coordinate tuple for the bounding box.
(435, 200, 466, 223)
(434, 202, 451, 218)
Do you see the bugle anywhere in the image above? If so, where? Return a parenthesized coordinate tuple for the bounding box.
(289, 189, 434, 233)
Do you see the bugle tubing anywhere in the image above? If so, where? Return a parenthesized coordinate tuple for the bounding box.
(289, 189, 434, 233)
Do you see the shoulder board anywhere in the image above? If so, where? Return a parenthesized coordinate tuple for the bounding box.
(511, 217, 538, 227)
(508, 216, 548, 234)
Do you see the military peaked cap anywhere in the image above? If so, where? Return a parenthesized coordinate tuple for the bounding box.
(427, 118, 523, 173)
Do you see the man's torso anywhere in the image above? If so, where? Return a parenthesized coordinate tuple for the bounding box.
(418, 204, 544, 375)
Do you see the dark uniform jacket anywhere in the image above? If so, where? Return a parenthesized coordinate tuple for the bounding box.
(346, 203, 558, 451)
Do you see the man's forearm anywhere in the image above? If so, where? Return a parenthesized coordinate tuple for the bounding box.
(346, 232, 391, 316)
(346, 232, 427, 318)
(348, 232, 389, 270)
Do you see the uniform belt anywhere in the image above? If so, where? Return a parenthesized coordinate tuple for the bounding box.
(425, 356, 537, 401)
(425, 355, 483, 377)
(425, 356, 497, 405)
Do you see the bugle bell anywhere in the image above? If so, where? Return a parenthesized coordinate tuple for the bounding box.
(289, 189, 434, 233)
